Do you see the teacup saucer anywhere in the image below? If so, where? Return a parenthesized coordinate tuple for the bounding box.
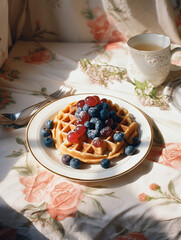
(164, 78, 181, 115)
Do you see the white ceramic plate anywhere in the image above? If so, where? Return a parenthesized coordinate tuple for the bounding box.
(164, 78, 181, 115)
(26, 94, 153, 182)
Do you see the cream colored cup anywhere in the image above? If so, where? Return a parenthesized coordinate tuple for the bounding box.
(127, 33, 181, 87)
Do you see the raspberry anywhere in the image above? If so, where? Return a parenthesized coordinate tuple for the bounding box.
(93, 95, 101, 104)
(79, 111, 90, 123)
(74, 118, 84, 126)
(92, 137, 103, 147)
(100, 98, 107, 103)
(67, 131, 79, 143)
(100, 126, 112, 138)
(85, 96, 97, 107)
(75, 124, 86, 136)
(105, 118, 113, 127)
(77, 100, 85, 108)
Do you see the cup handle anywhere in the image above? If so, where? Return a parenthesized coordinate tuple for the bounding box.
(170, 47, 181, 71)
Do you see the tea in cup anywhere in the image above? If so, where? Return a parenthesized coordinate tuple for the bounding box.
(127, 33, 181, 87)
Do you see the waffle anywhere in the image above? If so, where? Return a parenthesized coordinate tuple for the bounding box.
(52, 99, 138, 163)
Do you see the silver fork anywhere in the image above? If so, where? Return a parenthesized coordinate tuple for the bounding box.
(0, 85, 72, 127)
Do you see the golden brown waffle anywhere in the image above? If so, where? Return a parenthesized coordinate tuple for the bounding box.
(52, 100, 138, 163)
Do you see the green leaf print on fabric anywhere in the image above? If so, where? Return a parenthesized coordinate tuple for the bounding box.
(138, 181, 181, 204)
(0, 89, 15, 110)
(34, 21, 58, 41)
(0, 68, 20, 81)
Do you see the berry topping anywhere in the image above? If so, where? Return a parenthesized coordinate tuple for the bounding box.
(101, 158, 111, 168)
(40, 127, 51, 137)
(124, 145, 135, 155)
(131, 137, 140, 147)
(83, 104, 90, 112)
(67, 131, 79, 143)
(113, 132, 125, 142)
(85, 96, 97, 107)
(62, 154, 72, 165)
(95, 120, 104, 131)
(100, 126, 112, 138)
(101, 102, 109, 109)
(45, 119, 54, 129)
(92, 137, 103, 148)
(100, 109, 109, 120)
(86, 129, 99, 139)
(93, 95, 101, 104)
(100, 98, 107, 103)
(75, 124, 86, 136)
(84, 121, 95, 129)
(88, 107, 99, 117)
(70, 158, 81, 169)
(77, 100, 85, 108)
(90, 117, 99, 124)
(78, 111, 90, 123)
(43, 137, 54, 147)
(105, 118, 113, 127)
(74, 118, 84, 126)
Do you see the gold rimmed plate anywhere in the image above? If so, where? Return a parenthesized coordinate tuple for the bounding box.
(26, 94, 153, 182)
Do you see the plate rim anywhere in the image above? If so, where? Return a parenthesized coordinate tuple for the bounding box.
(26, 93, 153, 182)
(164, 77, 181, 115)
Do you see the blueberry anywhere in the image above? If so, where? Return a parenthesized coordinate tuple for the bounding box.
(88, 107, 99, 117)
(75, 111, 80, 118)
(109, 110, 117, 120)
(62, 154, 72, 165)
(101, 102, 109, 109)
(124, 145, 135, 155)
(113, 132, 125, 142)
(94, 104, 102, 111)
(131, 137, 140, 147)
(77, 107, 83, 113)
(70, 158, 81, 169)
(95, 120, 104, 131)
(101, 158, 111, 169)
(90, 117, 99, 124)
(87, 129, 99, 139)
(83, 104, 90, 112)
(45, 119, 54, 129)
(40, 127, 51, 137)
(84, 121, 95, 129)
(99, 109, 109, 120)
(43, 137, 54, 147)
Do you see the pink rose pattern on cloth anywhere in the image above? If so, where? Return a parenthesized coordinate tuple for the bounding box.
(20, 171, 55, 203)
(147, 143, 181, 169)
(20, 171, 84, 221)
(47, 182, 84, 221)
(86, 7, 127, 43)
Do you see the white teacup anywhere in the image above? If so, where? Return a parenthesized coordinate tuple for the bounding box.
(127, 33, 181, 87)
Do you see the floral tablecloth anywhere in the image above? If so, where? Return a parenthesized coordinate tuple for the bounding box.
(1, 40, 181, 240)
